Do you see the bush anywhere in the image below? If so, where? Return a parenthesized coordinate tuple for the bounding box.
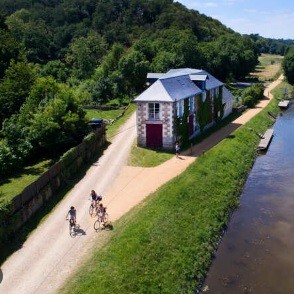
(60, 148, 78, 168)
(243, 95, 255, 107)
(0, 141, 18, 177)
(241, 83, 265, 107)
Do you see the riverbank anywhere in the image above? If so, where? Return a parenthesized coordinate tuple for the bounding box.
(201, 88, 294, 293)
(60, 79, 283, 293)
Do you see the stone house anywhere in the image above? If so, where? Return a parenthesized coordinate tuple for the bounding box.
(134, 68, 233, 149)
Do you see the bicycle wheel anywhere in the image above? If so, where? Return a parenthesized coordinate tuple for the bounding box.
(89, 204, 94, 217)
(69, 224, 75, 237)
(94, 219, 101, 231)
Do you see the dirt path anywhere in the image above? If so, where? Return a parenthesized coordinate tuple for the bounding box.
(0, 76, 283, 294)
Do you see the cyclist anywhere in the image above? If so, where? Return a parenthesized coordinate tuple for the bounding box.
(97, 203, 107, 225)
(90, 190, 102, 206)
(66, 206, 76, 226)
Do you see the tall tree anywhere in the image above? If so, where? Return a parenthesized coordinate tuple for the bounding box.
(282, 48, 294, 85)
(0, 61, 36, 126)
(66, 31, 108, 79)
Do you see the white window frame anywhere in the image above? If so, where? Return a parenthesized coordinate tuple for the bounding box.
(148, 103, 160, 120)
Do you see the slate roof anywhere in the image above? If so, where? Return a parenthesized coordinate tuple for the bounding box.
(134, 74, 202, 102)
(167, 68, 223, 90)
(134, 68, 224, 103)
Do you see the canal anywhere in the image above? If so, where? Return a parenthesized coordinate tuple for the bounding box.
(201, 103, 294, 293)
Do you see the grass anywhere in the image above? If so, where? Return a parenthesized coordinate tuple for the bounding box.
(85, 108, 123, 121)
(85, 103, 136, 141)
(105, 103, 136, 140)
(60, 83, 281, 293)
(128, 141, 174, 167)
(0, 159, 52, 203)
(250, 53, 284, 81)
(271, 81, 293, 100)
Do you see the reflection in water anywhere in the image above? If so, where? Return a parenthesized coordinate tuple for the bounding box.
(201, 104, 294, 293)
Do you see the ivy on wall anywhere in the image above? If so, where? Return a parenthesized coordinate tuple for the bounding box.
(213, 87, 225, 122)
(175, 99, 190, 146)
(175, 90, 224, 147)
(196, 94, 211, 134)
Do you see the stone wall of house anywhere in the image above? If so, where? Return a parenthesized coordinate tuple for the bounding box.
(161, 102, 175, 149)
(136, 102, 147, 146)
(136, 102, 176, 150)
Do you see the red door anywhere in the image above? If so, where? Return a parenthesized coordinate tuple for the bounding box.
(146, 124, 162, 148)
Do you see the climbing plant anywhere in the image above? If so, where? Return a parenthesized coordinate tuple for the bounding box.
(213, 87, 225, 122)
(175, 99, 190, 146)
(196, 95, 210, 134)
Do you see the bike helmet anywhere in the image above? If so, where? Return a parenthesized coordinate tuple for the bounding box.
(71, 206, 74, 210)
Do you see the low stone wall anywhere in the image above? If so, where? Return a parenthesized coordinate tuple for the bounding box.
(2, 126, 106, 235)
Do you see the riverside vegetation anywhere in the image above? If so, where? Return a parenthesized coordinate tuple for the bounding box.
(61, 85, 283, 293)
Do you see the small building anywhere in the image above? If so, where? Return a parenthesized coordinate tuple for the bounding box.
(134, 68, 233, 149)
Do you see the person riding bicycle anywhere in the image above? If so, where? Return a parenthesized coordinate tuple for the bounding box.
(66, 206, 76, 226)
(97, 203, 107, 224)
(89, 190, 102, 208)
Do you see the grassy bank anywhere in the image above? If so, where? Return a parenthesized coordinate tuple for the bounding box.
(61, 92, 280, 293)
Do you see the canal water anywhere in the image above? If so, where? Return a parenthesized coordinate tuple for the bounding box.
(201, 103, 294, 293)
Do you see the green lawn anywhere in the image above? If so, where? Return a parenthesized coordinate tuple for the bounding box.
(85, 103, 136, 141)
(128, 141, 174, 167)
(60, 83, 282, 293)
(85, 108, 123, 121)
(0, 159, 52, 203)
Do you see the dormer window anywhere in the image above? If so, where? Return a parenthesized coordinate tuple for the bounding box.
(148, 103, 160, 120)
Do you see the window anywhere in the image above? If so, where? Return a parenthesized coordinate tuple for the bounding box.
(148, 103, 160, 120)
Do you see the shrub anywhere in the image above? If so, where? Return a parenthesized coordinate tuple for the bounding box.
(243, 95, 255, 107)
(241, 83, 265, 107)
(0, 141, 18, 177)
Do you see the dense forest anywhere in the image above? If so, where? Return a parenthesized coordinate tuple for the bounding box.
(0, 0, 293, 177)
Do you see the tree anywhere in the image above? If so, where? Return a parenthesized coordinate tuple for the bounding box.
(283, 49, 294, 85)
(151, 51, 180, 72)
(66, 31, 108, 79)
(26, 85, 88, 149)
(0, 29, 21, 78)
(40, 60, 70, 82)
(0, 61, 36, 126)
(5, 9, 52, 63)
(118, 50, 150, 94)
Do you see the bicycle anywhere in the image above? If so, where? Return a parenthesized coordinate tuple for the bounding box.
(89, 202, 99, 217)
(67, 218, 79, 237)
(94, 212, 109, 231)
